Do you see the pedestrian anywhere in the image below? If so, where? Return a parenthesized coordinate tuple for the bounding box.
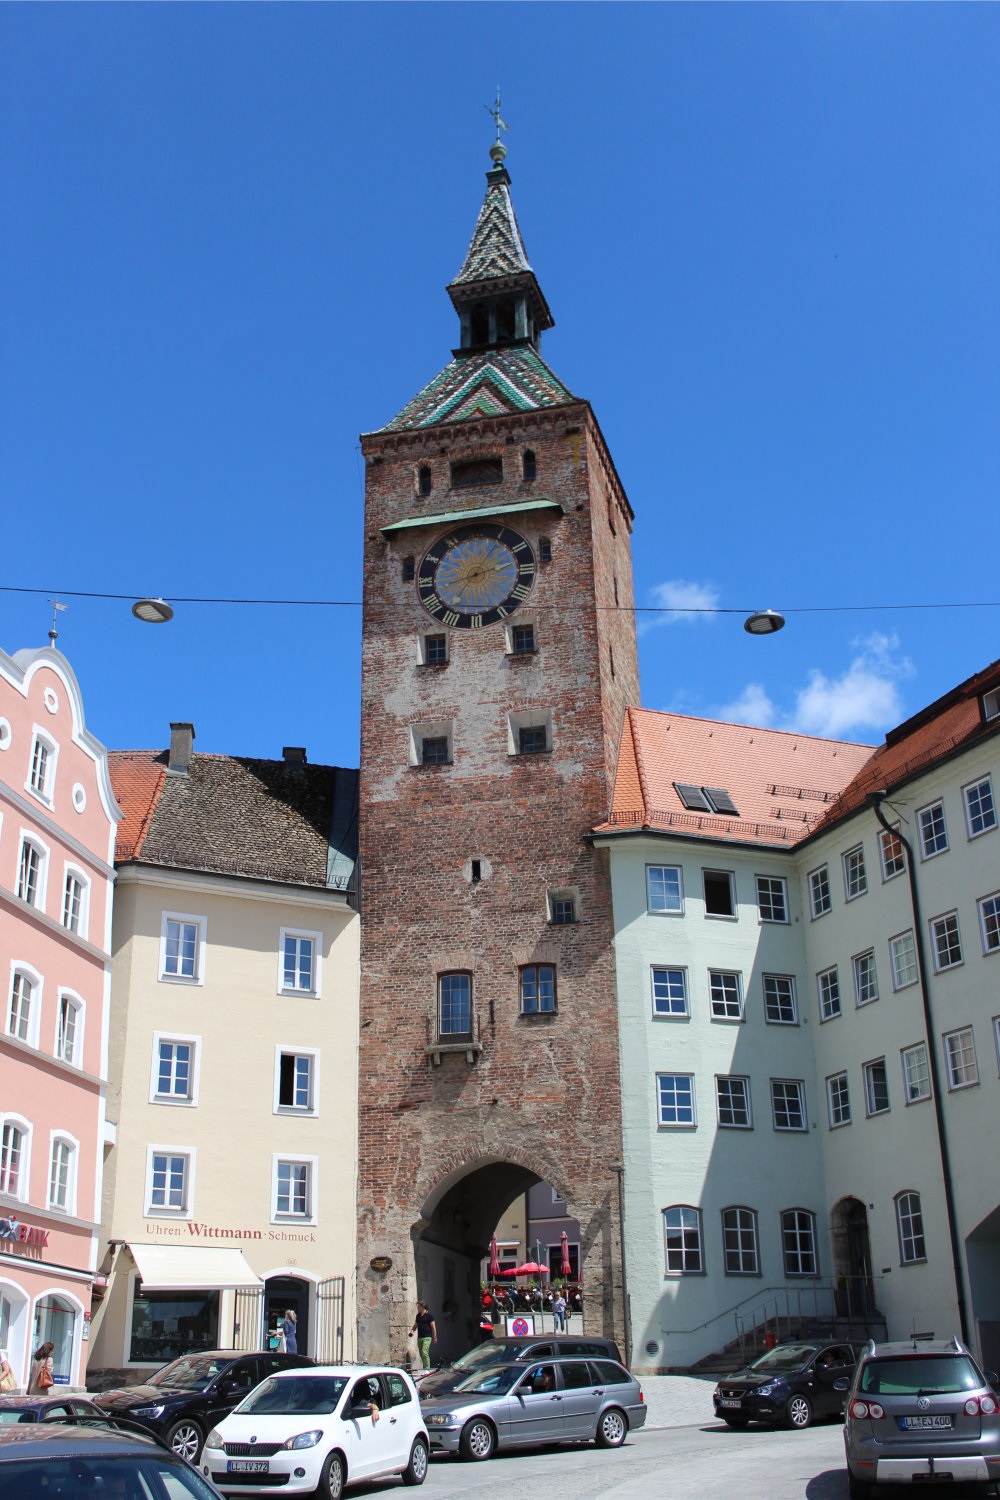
(27, 1342, 54, 1393)
(282, 1309, 297, 1354)
(553, 1290, 567, 1332)
(409, 1300, 437, 1370)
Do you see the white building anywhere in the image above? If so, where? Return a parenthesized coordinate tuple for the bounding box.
(596, 658, 1000, 1375)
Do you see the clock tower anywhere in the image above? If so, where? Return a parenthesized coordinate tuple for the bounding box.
(357, 138, 640, 1361)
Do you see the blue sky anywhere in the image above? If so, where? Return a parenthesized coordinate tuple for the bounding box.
(2, 3, 997, 768)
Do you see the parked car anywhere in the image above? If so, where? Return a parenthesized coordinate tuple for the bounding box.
(93, 1349, 313, 1462)
(415, 1334, 624, 1398)
(0, 1420, 225, 1496)
(201, 1365, 428, 1498)
(420, 1355, 646, 1460)
(843, 1336, 1000, 1498)
(713, 1340, 862, 1429)
(0, 1392, 125, 1426)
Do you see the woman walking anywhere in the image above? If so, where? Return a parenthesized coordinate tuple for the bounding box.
(27, 1342, 54, 1394)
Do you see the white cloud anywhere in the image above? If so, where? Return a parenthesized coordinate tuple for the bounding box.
(716, 682, 777, 727)
(640, 579, 720, 634)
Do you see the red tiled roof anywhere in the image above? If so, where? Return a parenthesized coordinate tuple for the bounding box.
(597, 708, 873, 848)
(109, 751, 167, 862)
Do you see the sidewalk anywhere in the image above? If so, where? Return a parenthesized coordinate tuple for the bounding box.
(637, 1374, 717, 1430)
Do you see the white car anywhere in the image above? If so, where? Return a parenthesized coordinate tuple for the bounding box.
(201, 1365, 429, 1499)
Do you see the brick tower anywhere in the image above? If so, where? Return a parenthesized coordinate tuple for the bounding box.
(357, 137, 640, 1362)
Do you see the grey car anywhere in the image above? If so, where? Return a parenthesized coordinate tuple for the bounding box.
(420, 1357, 646, 1461)
(843, 1337, 1000, 1498)
(0, 1420, 226, 1496)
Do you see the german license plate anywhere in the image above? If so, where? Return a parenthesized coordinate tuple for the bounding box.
(899, 1415, 953, 1430)
(228, 1460, 270, 1472)
(720, 1398, 742, 1408)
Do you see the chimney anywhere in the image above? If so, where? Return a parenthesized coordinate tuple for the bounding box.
(168, 722, 195, 776)
(283, 746, 307, 769)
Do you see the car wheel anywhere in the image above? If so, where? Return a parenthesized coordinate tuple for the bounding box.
(459, 1418, 496, 1461)
(847, 1472, 870, 1500)
(401, 1436, 429, 1486)
(595, 1406, 628, 1448)
(165, 1418, 204, 1463)
(722, 1414, 749, 1428)
(319, 1451, 346, 1500)
(783, 1394, 812, 1430)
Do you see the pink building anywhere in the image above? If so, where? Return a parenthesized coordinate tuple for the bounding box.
(0, 646, 119, 1387)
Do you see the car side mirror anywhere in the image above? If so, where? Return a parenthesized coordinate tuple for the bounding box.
(347, 1403, 373, 1420)
(218, 1378, 242, 1396)
(987, 1371, 999, 1387)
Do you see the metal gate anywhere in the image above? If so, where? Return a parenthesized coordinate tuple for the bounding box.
(232, 1287, 264, 1350)
(315, 1277, 345, 1364)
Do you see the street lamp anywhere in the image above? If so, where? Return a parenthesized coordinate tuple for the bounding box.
(743, 609, 785, 636)
(131, 598, 174, 624)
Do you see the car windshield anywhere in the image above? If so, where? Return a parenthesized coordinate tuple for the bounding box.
(746, 1345, 817, 1374)
(148, 1356, 227, 1391)
(449, 1345, 510, 1373)
(859, 1356, 984, 1396)
(453, 1365, 525, 1395)
(0, 1453, 220, 1497)
(236, 1376, 347, 1416)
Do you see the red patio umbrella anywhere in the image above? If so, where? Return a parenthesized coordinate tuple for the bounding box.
(488, 1235, 501, 1279)
(560, 1230, 572, 1278)
(512, 1262, 548, 1275)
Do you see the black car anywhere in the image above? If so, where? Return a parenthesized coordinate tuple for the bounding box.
(0, 1393, 122, 1427)
(0, 1420, 225, 1496)
(416, 1335, 624, 1398)
(713, 1340, 862, 1430)
(92, 1348, 313, 1462)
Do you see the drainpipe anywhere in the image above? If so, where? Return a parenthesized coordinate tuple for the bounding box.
(867, 791, 970, 1345)
(613, 1164, 631, 1367)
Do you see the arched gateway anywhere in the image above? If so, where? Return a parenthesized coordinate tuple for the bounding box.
(356, 141, 639, 1366)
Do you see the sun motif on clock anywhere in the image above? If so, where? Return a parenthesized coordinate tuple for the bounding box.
(417, 523, 535, 627)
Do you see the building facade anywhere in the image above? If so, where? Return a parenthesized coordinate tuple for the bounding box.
(356, 141, 640, 1362)
(87, 726, 360, 1383)
(0, 646, 119, 1388)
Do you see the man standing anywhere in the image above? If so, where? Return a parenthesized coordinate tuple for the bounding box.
(409, 1301, 437, 1370)
(553, 1291, 567, 1332)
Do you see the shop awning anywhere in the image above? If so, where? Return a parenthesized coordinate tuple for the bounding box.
(128, 1244, 263, 1292)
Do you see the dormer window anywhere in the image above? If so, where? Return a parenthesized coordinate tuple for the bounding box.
(451, 458, 502, 489)
(984, 687, 1000, 722)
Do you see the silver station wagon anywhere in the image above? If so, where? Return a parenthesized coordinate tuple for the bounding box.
(420, 1356, 646, 1461)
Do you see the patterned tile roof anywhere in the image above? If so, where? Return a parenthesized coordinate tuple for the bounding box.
(381, 346, 577, 432)
(109, 751, 358, 892)
(450, 172, 534, 285)
(597, 708, 873, 848)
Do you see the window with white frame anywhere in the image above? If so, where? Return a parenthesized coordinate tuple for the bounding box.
(418, 633, 449, 667)
(721, 1207, 759, 1274)
(964, 776, 997, 838)
(152, 1037, 197, 1104)
(146, 1149, 192, 1215)
(709, 970, 743, 1020)
(663, 1205, 703, 1274)
(930, 911, 963, 971)
(863, 1058, 890, 1116)
(508, 621, 537, 655)
(27, 733, 56, 804)
(280, 930, 319, 994)
(507, 709, 552, 757)
(61, 868, 88, 936)
(409, 719, 454, 766)
(657, 1074, 695, 1127)
(646, 865, 683, 914)
(17, 839, 45, 908)
(827, 1072, 851, 1127)
(763, 974, 798, 1025)
(7, 969, 37, 1044)
(651, 967, 688, 1017)
(879, 825, 906, 880)
(276, 1050, 317, 1113)
(160, 914, 204, 983)
(853, 950, 879, 1007)
(273, 1157, 315, 1220)
(48, 1136, 76, 1213)
(901, 1042, 931, 1103)
(817, 967, 841, 1022)
(755, 875, 788, 923)
(781, 1209, 818, 1276)
(771, 1080, 806, 1131)
(917, 800, 948, 859)
(56, 993, 82, 1066)
(895, 1191, 926, 1264)
(977, 893, 1000, 954)
(547, 889, 578, 925)
(0, 1120, 28, 1197)
(808, 865, 832, 918)
(716, 1076, 752, 1128)
(890, 930, 919, 989)
(843, 845, 867, 900)
(944, 1026, 978, 1089)
(703, 869, 736, 917)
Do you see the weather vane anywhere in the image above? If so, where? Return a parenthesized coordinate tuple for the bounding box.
(485, 87, 508, 146)
(48, 598, 67, 647)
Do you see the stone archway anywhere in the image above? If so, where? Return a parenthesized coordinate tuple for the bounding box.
(830, 1197, 875, 1318)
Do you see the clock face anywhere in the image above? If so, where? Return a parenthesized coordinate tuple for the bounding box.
(417, 523, 535, 627)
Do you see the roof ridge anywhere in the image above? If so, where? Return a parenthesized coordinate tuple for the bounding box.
(629, 705, 874, 751)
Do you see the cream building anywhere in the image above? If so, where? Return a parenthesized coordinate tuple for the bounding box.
(87, 725, 359, 1384)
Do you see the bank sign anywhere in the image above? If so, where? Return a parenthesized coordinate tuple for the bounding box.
(0, 1216, 49, 1249)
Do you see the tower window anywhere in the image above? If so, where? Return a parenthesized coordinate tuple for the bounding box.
(508, 709, 552, 757)
(519, 964, 556, 1014)
(548, 888, 578, 925)
(510, 623, 536, 655)
(539, 537, 552, 563)
(451, 458, 502, 489)
(402, 556, 415, 582)
(522, 450, 537, 481)
(519, 726, 547, 755)
(420, 634, 448, 667)
(421, 737, 449, 766)
(439, 972, 472, 1040)
(418, 465, 432, 496)
(409, 721, 453, 767)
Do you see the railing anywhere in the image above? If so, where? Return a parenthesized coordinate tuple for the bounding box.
(733, 1276, 885, 1363)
